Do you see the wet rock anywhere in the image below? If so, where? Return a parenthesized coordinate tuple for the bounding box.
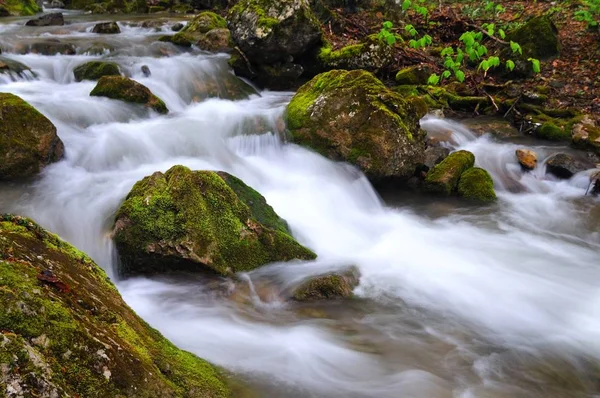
(318, 35, 395, 74)
(395, 64, 433, 85)
(49, 0, 66, 7)
(0, 93, 64, 180)
(459, 116, 520, 139)
(457, 167, 497, 203)
(228, 0, 322, 65)
(196, 28, 232, 53)
(140, 20, 163, 30)
(171, 22, 184, 32)
(183, 11, 227, 35)
(293, 267, 360, 301)
(590, 170, 600, 196)
(92, 22, 120, 34)
(141, 65, 151, 77)
(0, 215, 232, 397)
(113, 166, 316, 277)
(25, 12, 64, 26)
(24, 39, 76, 55)
(286, 69, 426, 182)
(516, 148, 538, 170)
(73, 60, 120, 82)
(424, 150, 475, 195)
(0, 56, 33, 78)
(546, 153, 592, 179)
(90, 76, 169, 114)
(423, 146, 450, 170)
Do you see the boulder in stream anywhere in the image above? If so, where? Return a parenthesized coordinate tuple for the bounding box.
(545, 153, 592, 179)
(182, 11, 227, 35)
(516, 148, 538, 170)
(457, 167, 497, 203)
(23, 39, 76, 55)
(318, 35, 396, 74)
(293, 267, 360, 301)
(423, 150, 475, 195)
(0, 93, 64, 180)
(25, 12, 64, 26)
(286, 69, 426, 182)
(197, 28, 232, 52)
(73, 60, 120, 81)
(0, 56, 33, 78)
(92, 21, 121, 34)
(90, 76, 169, 114)
(0, 215, 232, 397)
(113, 166, 316, 277)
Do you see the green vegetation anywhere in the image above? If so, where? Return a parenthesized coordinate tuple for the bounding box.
(0, 0, 41, 16)
(424, 150, 475, 195)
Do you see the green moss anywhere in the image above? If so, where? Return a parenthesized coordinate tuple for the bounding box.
(114, 166, 316, 277)
(183, 11, 227, 34)
(0, 93, 63, 180)
(171, 32, 195, 47)
(229, 0, 280, 31)
(507, 15, 559, 59)
(318, 43, 364, 64)
(536, 122, 570, 141)
(395, 65, 431, 85)
(457, 167, 497, 203)
(0, 215, 231, 397)
(90, 76, 168, 114)
(424, 150, 475, 195)
(0, 0, 41, 15)
(73, 61, 120, 82)
(293, 268, 359, 301)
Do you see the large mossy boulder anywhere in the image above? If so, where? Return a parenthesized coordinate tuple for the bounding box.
(457, 167, 496, 203)
(0, 215, 231, 397)
(507, 15, 560, 60)
(318, 35, 396, 74)
(90, 76, 168, 114)
(423, 150, 475, 195)
(0, 0, 41, 16)
(183, 11, 227, 35)
(113, 166, 316, 277)
(286, 69, 426, 181)
(0, 93, 64, 180)
(228, 0, 322, 64)
(73, 60, 120, 82)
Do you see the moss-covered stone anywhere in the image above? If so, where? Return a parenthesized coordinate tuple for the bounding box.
(227, 0, 322, 64)
(92, 21, 120, 34)
(571, 115, 600, 154)
(507, 15, 560, 60)
(424, 150, 475, 195)
(536, 122, 570, 141)
(0, 215, 232, 397)
(457, 167, 496, 203)
(286, 69, 426, 181)
(183, 11, 227, 34)
(292, 267, 360, 301)
(395, 65, 432, 85)
(318, 35, 396, 73)
(90, 76, 169, 114)
(197, 28, 233, 52)
(113, 166, 316, 277)
(73, 61, 120, 82)
(0, 93, 64, 180)
(0, 0, 41, 16)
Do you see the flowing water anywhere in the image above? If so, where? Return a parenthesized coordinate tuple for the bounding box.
(1, 12, 600, 398)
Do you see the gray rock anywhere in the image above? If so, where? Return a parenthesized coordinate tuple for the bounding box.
(25, 12, 64, 27)
(92, 22, 121, 34)
(546, 153, 593, 179)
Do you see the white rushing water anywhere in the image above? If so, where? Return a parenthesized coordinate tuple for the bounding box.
(1, 14, 600, 398)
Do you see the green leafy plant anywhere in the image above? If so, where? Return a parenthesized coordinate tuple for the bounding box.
(377, 21, 397, 46)
(575, 0, 600, 28)
(401, 0, 430, 19)
(405, 24, 432, 49)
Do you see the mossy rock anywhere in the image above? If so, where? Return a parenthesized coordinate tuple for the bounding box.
(395, 65, 432, 85)
(0, 0, 41, 16)
(92, 21, 121, 34)
(0, 93, 64, 180)
(318, 35, 396, 73)
(292, 267, 360, 301)
(286, 69, 426, 181)
(113, 166, 316, 277)
(0, 215, 232, 397)
(183, 11, 227, 35)
(507, 15, 560, 60)
(90, 76, 168, 114)
(536, 122, 570, 141)
(197, 28, 233, 53)
(424, 150, 475, 195)
(457, 167, 496, 203)
(73, 61, 120, 82)
(571, 116, 600, 154)
(227, 0, 322, 64)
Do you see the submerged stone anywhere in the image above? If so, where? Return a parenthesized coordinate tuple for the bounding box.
(293, 267, 360, 301)
(113, 166, 316, 277)
(90, 76, 169, 114)
(0, 215, 231, 397)
(0, 93, 64, 180)
(286, 69, 426, 181)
